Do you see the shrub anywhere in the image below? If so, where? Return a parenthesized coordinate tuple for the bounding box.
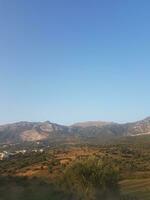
(61, 156, 120, 200)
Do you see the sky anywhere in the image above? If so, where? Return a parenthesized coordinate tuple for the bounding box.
(0, 0, 150, 125)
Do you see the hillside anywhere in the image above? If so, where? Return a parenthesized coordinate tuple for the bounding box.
(72, 121, 113, 128)
(0, 117, 150, 144)
(1, 134, 150, 200)
(0, 121, 69, 144)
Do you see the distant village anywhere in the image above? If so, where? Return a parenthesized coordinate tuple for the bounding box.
(0, 148, 44, 160)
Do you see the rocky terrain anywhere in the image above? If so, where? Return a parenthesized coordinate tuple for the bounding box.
(0, 117, 150, 144)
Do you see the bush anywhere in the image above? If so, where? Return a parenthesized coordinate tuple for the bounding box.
(61, 156, 120, 200)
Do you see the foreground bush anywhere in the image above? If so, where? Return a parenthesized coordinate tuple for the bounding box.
(61, 156, 120, 200)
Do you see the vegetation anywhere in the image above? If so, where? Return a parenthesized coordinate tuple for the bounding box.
(61, 156, 120, 200)
(0, 135, 150, 199)
(0, 176, 72, 200)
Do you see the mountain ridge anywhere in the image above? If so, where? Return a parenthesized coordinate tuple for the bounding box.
(0, 117, 150, 144)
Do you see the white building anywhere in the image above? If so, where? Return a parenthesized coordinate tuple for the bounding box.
(0, 151, 9, 160)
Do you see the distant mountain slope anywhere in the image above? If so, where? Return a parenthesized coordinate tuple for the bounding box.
(0, 121, 69, 144)
(124, 117, 150, 136)
(72, 121, 113, 128)
(0, 117, 150, 144)
(72, 117, 150, 137)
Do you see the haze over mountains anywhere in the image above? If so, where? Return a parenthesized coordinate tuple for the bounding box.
(0, 117, 150, 144)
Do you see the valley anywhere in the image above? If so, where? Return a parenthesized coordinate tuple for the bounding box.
(0, 133, 150, 200)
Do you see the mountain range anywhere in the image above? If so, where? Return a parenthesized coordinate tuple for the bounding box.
(0, 117, 150, 144)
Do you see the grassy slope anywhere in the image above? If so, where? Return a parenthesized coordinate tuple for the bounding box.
(118, 135, 150, 200)
(120, 178, 150, 200)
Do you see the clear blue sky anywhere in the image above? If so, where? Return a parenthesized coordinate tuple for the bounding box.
(0, 0, 150, 125)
